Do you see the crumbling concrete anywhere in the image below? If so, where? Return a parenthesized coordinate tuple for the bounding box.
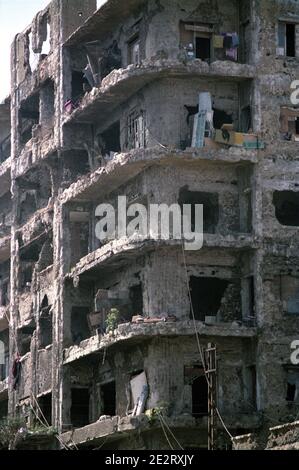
(0, 0, 299, 451)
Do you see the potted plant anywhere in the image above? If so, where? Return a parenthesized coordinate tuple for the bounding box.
(105, 308, 120, 334)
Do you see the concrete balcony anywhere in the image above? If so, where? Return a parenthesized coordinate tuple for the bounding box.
(60, 146, 258, 206)
(60, 411, 261, 449)
(67, 234, 258, 281)
(62, 59, 256, 126)
(233, 420, 299, 450)
(16, 203, 53, 246)
(15, 132, 57, 179)
(0, 156, 11, 198)
(63, 320, 257, 365)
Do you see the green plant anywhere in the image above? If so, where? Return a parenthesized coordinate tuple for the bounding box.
(0, 416, 26, 449)
(105, 308, 120, 333)
(145, 406, 167, 425)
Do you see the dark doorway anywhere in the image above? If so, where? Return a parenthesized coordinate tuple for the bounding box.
(99, 121, 121, 156)
(286, 23, 296, 57)
(71, 307, 90, 344)
(71, 388, 90, 428)
(196, 37, 211, 61)
(129, 283, 143, 316)
(191, 367, 208, 416)
(71, 71, 87, 102)
(273, 191, 299, 226)
(101, 381, 116, 416)
(39, 314, 52, 348)
(179, 188, 219, 233)
(189, 276, 229, 321)
(39, 393, 52, 426)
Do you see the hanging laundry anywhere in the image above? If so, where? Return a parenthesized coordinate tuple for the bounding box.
(223, 32, 239, 61)
(223, 35, 233, 49)
(12, 353, 21, 390)
(225, 48, 238, 61)
(231, 32, 239, 48)
(213, 35, 224, 48)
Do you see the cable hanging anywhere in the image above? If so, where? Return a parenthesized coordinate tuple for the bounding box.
(180, 238, 234, 444)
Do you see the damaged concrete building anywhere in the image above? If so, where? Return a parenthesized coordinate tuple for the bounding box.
(1, 0, 299, 450)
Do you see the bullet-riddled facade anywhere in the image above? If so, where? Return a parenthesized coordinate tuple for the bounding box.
(0, 0, 299, 450)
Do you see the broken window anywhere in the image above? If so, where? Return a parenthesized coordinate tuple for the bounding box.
(98, 121, 121, 158)
(19, 191, 38, 224)
(71, 71, 88, 103)
(278, 22, 296, 57)
(184, 366, 208, 417)
(179, 188, 219, 233)
(20, 262, 34, 290)
(38, 393, 52, 426)
(40, 19, 51, 57)
(19, 325, 35, 356)
(0, 278, 9, 307)
(17, 167, 52, 225)
(0, 192, 12, 237)
(69, 210, 90, 267)
(0, 330, 9, 381)
(273, 191, 299, 226)
(0, 400, 8, 420)
(71, 387, 90, 428)
(99, 41, 122, 80)
(213, 108, 233, 130)
(19, 93, 40, 148)
(39, 296, 52, 349)
(127, 109, 146, 150)
(0, 134, 11, 164)
(280, 276, 299, 314)
(63, 149, 90, 181)
(244, 365, 257, 408)
(40, 80, 55, 131)
(242, 276, 255, 323)
(240, 106, 252, 133)
(286, 368, 299, 402)
(128, 35, 141, 65)
(189, 276, 230, 321)
(129, 283, 143, 317)
(71, 307, 90, 344)
(100, 381, 116, 416)
(280, 107, 299, 141)
(0, 351, 9, 382)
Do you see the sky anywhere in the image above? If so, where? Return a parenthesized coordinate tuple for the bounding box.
(0, 0, 106, 102)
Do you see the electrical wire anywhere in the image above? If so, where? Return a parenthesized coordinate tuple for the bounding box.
(31, 394, 76, 450)
(29, 401, 70, 450)
(157, 412, 184, 450)
(158, 413, 174, 450)
(180, 238, 233, 443)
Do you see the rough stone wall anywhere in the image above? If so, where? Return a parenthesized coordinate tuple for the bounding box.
(1, 0, 299, 451)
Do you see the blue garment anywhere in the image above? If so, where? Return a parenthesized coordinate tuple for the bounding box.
(231, 32, 239, 48)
